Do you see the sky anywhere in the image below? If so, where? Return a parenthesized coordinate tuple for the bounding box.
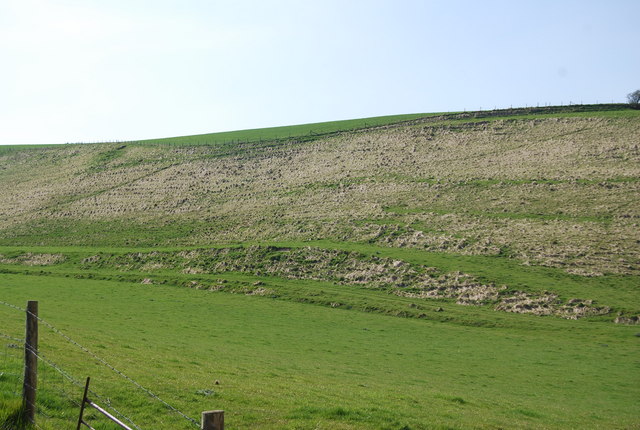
(0, 0, 638, 145)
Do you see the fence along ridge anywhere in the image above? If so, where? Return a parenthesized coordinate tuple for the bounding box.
(24, 308, 200, 427)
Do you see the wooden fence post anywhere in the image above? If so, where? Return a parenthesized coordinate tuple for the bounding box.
(201, 410, 224, 430)
(23, 300, 38, 424)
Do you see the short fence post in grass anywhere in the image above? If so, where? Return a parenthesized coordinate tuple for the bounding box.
(201, 410, 224, 430)
(23, 300, 38, 424)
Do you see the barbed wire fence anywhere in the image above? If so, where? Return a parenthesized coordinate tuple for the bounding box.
(0, 300, 203, 429)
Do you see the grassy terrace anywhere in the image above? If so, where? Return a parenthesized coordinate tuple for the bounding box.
(0, 242, 638, 317)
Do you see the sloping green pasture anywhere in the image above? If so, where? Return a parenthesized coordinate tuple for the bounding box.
(1, 273, 638, 429)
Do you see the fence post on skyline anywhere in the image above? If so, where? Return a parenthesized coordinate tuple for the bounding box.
(201, 410, 224, 430)
(23, 300, 38, 424)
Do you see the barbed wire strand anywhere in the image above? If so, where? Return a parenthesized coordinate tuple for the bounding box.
(0, 300, 198, 427)
(27, 310, 199, 427)
(30, 347, 143, 430)
(2, 324, 141, 429)
(0, 332, 24, 343)
(38, 356, 142, 430)
(0, 300, 25, 312)
(4, 313, 141, 429)
(2, 329, 63, 430)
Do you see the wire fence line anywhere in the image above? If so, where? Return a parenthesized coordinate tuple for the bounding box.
(0, 299, 25, 313)
(32, 348, 142, 430)
(1, 300, 201, 429)
(2, 309, 142, 429)
(0, 332, 24, 343)
(27, 309, 200, 427)
(1, 301, 111, 428)
(0, 301, 200, 430)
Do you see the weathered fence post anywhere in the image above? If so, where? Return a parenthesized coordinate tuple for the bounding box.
(201, 410, 224, 430)
(23, 300, 38, 423)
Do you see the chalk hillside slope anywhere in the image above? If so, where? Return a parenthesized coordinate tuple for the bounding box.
(1, 105, 639, 318)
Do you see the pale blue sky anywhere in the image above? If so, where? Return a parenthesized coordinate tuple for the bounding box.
(1, 0, 638, 145)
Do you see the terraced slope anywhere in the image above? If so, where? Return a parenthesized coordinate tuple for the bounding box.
(2, 105, 640, 429)
(0, 105, 639, 320)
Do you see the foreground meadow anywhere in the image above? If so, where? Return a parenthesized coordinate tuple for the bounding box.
(1, 273, 638, 429)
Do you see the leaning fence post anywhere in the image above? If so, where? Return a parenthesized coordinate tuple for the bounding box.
(76, 377, 91, 430)
(23, 300, 38, 424)
(201, 410, 224, 430)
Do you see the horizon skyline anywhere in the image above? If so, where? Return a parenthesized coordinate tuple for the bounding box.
(6, 102, 631, 146)
(1, 0, 638, 145)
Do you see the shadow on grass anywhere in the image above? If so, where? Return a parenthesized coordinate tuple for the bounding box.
(0, 403, 33, 430)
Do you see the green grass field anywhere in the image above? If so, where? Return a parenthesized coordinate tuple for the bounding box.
(1, 273, 639, 429)
(1, 104, 639, 429)
(0, 112, 441, 155)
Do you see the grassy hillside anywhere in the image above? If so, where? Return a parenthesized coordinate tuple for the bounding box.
(1, 104, 639, 429)
(0, 105, 638, 309)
